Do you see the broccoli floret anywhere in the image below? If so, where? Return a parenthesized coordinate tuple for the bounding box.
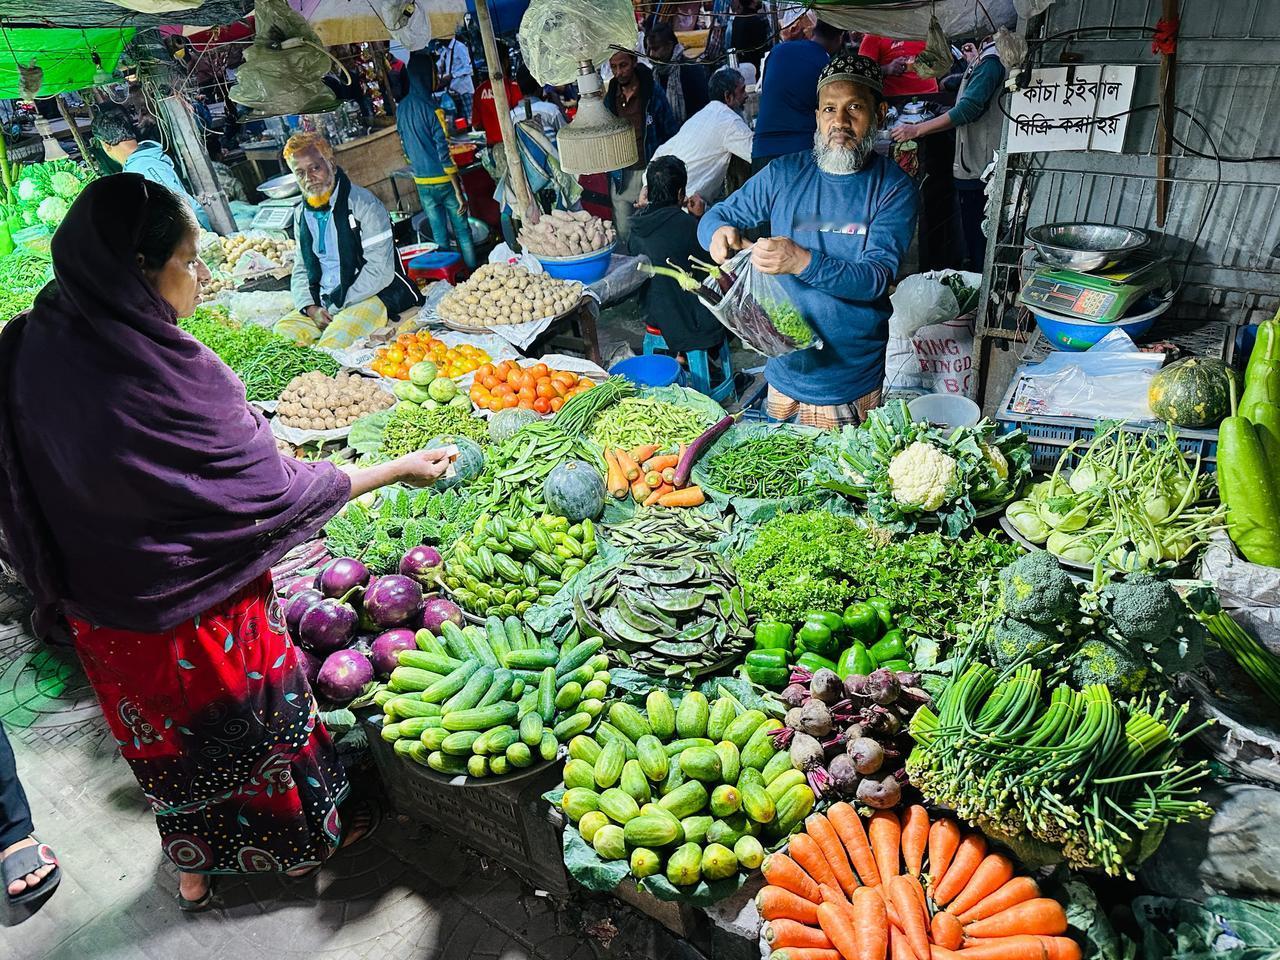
(988, 616, 1059, 669)
(1070, 636, 1148, 695)
(1105, 571, 1181, 645)
(999, 551, 1079, 627)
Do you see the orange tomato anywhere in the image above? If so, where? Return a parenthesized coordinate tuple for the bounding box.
(578, 377, 596, 390)
(476, 362, 495, 379)
(518, 398, 535, 410)
(533, 397, 551, 414)
(529, 362, 550, 380)
(517, 385, 536, 402)
(495, 383, 516, 398)
(549, 396, 564, 412)
(480, 374, 499, 390)
(535, 380, 557, 399)
(552, 370, 577, 387)
(386, 346, 405, 363)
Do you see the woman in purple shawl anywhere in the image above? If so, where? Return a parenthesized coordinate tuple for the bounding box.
(0, 174, 450, 910)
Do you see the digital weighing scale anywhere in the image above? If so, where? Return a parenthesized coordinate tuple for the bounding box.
(250, 197, 301, 232)
(1018, 252, 1172, 323)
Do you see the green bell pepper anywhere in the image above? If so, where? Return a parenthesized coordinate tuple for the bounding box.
(879, 659, 912, 673)
(796, 621, 838, 659)
(841, 602, 881, 643)
(836, 641, 875, 680)
(796, 651, 839, 675)
(744, 649, 791, 688)
(869, 628, 907, 665)
(754, 621, 794, 653)
(804, 610, 846, 634)
(867, 596, 895, 631)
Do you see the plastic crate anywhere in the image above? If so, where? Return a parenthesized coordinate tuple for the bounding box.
(995, 377, 1218, 474)
(365, 716, 570, 894)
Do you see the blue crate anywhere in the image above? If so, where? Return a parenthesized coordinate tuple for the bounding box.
(995, 377, 1218, 474)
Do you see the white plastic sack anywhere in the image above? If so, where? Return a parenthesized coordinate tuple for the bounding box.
(381, 0, 431, 52)
(1200, 532, 1280, 657)
(518, 0, 638, 86)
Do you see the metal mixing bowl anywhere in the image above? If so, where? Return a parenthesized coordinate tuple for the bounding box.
(257, 173, 301, 200)
(1026, 222, 1149, 273)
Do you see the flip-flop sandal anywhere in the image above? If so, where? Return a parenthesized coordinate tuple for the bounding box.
(2, 839, 60, 927)
(338, 798, 382, 851)
(176, 877, 215, 913)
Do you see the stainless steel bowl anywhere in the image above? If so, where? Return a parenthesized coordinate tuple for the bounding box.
(1026, 222, 1149, 273)
(257, 173, 300, 200)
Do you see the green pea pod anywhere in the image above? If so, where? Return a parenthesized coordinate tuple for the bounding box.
(869, 628, 908, 665)
(841, 602, 881, 643)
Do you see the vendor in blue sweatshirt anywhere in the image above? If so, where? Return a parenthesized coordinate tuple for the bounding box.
(91, 106, 211, 230)
(699, 54, 918, 427)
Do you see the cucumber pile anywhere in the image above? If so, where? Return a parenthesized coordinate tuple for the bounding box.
(443, 511, 599, 617)
(377, 617, 610, 778)
(558, 689, 816, 888)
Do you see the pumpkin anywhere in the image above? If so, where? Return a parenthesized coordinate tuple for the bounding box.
(427, 435, 485, 490)
(543, 460, 606, 522)
(1148, 357, 1240, 427)
(489, 406, 541, 442)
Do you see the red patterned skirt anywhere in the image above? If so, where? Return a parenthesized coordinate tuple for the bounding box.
(68, 574, 349, 875)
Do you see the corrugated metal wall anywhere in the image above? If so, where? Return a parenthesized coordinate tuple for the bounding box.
(979, 0, 1280, 357)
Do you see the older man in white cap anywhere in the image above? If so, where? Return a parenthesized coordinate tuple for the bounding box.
(751, 3, 827, 171)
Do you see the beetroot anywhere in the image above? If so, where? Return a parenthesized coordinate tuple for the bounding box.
(857, 773, 902, 809)
(847, 737, 885, 775)
(809, 668, 843, 704)
(798, 699, 832, 737)
(780, 682, 810, 708)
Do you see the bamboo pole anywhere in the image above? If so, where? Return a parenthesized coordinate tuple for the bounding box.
(473, 0, 534, 220)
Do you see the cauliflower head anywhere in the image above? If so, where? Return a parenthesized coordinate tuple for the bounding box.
(982, 442, 1009, 480)
(15, 178, 40, 203)
(49, 170, 82, 199)
(887, 441, 957, 510)
(36, 196, 68, 226)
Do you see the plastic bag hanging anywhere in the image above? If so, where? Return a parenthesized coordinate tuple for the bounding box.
(912, 16, 953, 80)
(229, 0, 343, 118)
(699, 250, 822, 357)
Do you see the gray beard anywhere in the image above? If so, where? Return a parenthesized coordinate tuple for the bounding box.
(812, 129, 877, 174)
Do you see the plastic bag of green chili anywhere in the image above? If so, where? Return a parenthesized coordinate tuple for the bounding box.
(699, 250, 823, 357)
(692, 422, 834, 522)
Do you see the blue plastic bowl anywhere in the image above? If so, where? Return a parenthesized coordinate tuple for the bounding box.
(610, 353, 687, 388)
(1031, 297, 1169, 351)
(535, 243, 614, 284)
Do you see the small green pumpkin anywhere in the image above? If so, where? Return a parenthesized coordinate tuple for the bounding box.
(543, 459, 606, 522)
(426, 434, 484, 490)
(489, 407, 541, 442)
(1148, 357, 1239, 427)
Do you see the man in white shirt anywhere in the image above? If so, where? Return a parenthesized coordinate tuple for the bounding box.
(647, 67, 752, 206)
(437, 30, 475, 122)
(511, 65, 567, 136)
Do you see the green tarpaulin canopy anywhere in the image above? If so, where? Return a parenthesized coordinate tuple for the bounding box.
(0, 28, 135, 98)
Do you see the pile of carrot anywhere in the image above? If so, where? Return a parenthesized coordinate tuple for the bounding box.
(604, 443, 706, 508)
(756, 804, 1077, 960)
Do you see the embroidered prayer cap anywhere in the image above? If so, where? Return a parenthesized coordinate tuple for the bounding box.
(817, 52, 884, 96)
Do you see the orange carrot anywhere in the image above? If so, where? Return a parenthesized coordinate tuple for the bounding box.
(630, 478, 651, 502)
(643, 483, 674, 506)
(764, 919, 834, 950)
(828, 801, 880, 887)
(930, 912, 964, 951)
(952, 935, 1080, 960)
(932, 833, 985, 906)
(926, 819, 961, 890)
(963, 900, 1068, 939)
(819, 883, 847, 906)
(807, 813, 859, 898)
(769, 949, 843, 960)
(630, 443, 661, 464)
(868, 810, 901, 888)
(817, 899, 860, 960)
(658, 485, 706, 507)
(758, 885, 820, 925)
(851, 885, 889, 960)
(616, 448, 641, 481)
(662, 467, 676, 484)
(900, 805, 929, 877)
(927, 948, 962, 960)
(644, 470, 663, 488)
(878, 884, 903, 930)
(889, 926, 917, 960)
(762, 854, 822, 903)
(604, 449, 627, 498)
(889, 875, 929, 960)
(947, 854, 1014, 919)
(957, 877, 1041, 925)
(643, 453, 679, 472)
(789, 833, 840, 891)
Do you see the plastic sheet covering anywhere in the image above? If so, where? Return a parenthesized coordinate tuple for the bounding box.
(813, 0, 1019, 41)
(518, 0, 638, 86)
(230, 0, 340, 116)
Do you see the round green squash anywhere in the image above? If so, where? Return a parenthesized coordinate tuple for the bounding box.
(543, 459, 606, 522)
(1148, 357, 1239, 427)
(426, 434, 484, 490)
(488, 406, 541, 442)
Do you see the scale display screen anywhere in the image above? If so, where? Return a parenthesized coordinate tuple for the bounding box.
(1021, 275, 1117, 319)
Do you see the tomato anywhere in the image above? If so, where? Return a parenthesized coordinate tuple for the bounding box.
(479, 374, 498, 390)
(495, 383, 516, 398)
(578, 377, 596, 390)
(395, 363, 412, 379)
(529, 362, 550, 380)
(385, 346, 405, 363)
(533, 397, 551, 414)
(552, 371, 577, 387)
(533, 380, 554, 399)
(518, 398, 535, 410)
(549, 396, 564, 412)
(517, 385, 536, 402)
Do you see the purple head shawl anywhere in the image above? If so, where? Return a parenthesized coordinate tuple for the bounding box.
(0, 173, 350, 633)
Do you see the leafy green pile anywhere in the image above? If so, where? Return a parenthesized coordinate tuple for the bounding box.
(180, 306, 339, 401)
(732, 510, 1019, 645)
(323, 486, 484, 573)
(380, 403, 489, 458)
(807, 399, 1031, 538)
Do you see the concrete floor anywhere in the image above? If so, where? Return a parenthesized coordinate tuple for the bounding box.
(0, 586, 704, 960)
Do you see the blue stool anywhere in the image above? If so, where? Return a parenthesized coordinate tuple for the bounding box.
(642, 327, 736, 404)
